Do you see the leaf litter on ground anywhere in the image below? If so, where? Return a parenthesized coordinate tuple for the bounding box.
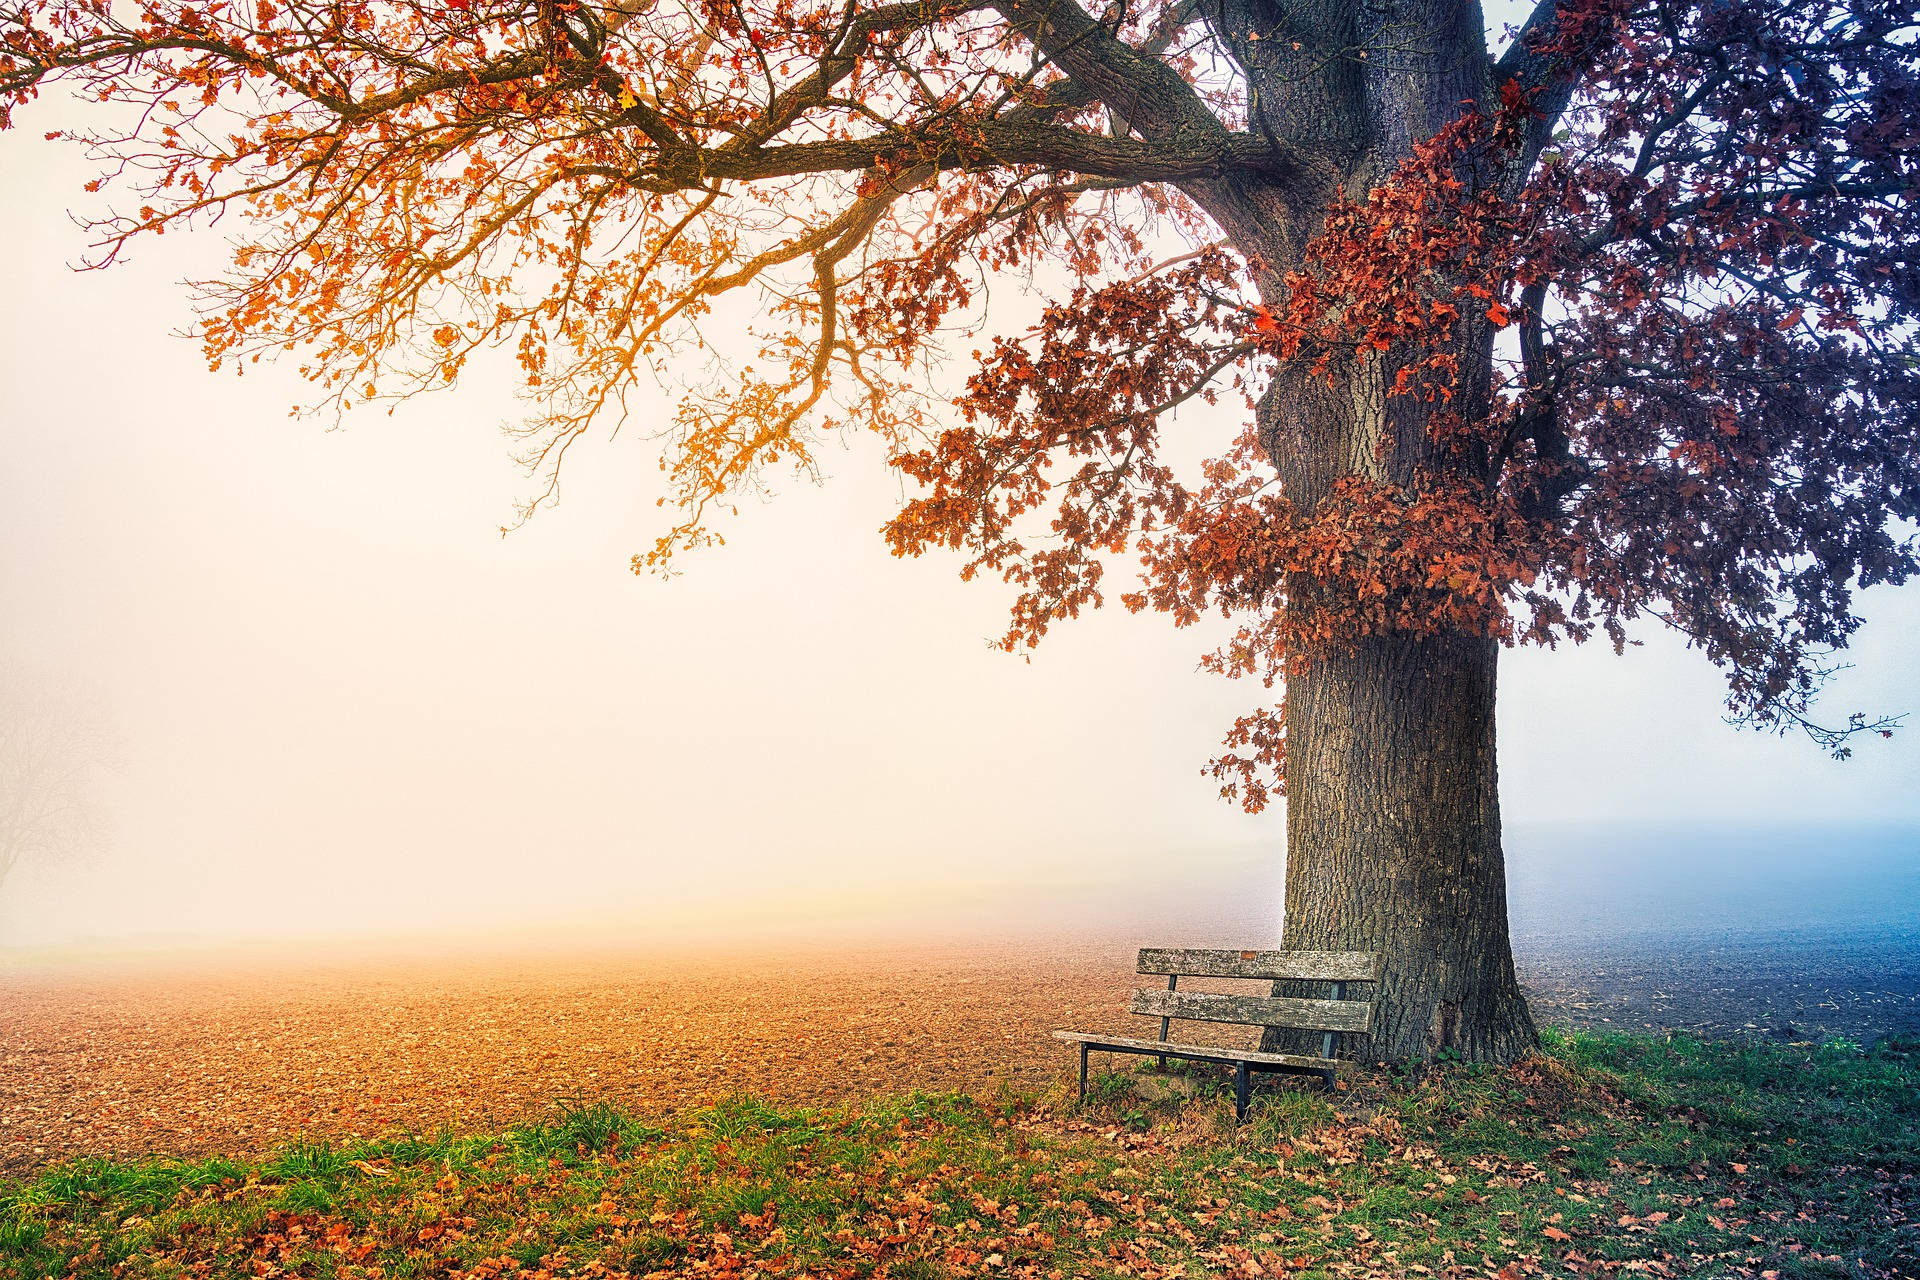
(2, 1028, 1913, 1280)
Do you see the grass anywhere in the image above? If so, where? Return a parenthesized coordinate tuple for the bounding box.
(1, 1030, 1913, 1279)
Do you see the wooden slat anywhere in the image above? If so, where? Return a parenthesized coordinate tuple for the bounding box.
(1052, 1030, 1339, 1074)
(1129, 987, 1373, 1034)
(1137, 948, 1382, 982)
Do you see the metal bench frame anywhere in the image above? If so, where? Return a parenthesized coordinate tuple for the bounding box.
(1055, 947, 1382, 1123)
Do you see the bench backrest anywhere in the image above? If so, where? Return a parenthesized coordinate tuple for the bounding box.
(1132, 948, 1382, 1043)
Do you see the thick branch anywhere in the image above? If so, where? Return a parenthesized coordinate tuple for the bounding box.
(991, 0, 1295, 168)
(1492, 0, 1600, 179)
(709, 123, 1294, 183)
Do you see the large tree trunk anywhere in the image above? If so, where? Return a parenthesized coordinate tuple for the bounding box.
(1273, 629, 1538, 1062)
(1245, 343, 1540, 1064)
(1189, 0, 1539, 1064)
(1243, 352, 1540, 1065)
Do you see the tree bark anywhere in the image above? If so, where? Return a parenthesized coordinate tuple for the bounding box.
(1269, 628, 1538, 1062)
(1242, 334, 1539, 1066)
(1182, 1, 1540, 1064)
(1221, 258, 1538, 1063)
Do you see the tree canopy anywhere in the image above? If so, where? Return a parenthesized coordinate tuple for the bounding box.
(5, 0, 1917, 809)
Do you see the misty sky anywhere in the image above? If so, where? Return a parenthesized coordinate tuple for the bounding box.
(2, 48, 1917, 952)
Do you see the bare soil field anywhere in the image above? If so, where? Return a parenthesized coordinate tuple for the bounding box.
(3, 933, 1916, 1180)
(0, 941, 1145, 1180)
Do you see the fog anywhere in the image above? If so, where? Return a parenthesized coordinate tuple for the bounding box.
(3, 71, 1919, 961)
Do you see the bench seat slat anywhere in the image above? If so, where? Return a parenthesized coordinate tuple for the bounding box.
(1052, 1030, 1338, 1074)
(1129, 987, 1372, 1034)
(1136, 948, 1382, 983)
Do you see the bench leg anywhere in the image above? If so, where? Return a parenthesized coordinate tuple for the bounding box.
(1157, 973, 1176, 1071)
(1322, 981, 1345, 1066)
(1234, 1062, 1250, 1124)
(1321, 1068, 1337, 1092)
(1078, 1043, 1089, 1103)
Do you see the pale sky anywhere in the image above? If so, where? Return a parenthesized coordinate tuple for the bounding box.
(2, 58, 1917, 952)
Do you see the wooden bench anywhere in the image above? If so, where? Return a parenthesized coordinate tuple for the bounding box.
(1054, 947, 1383, 1122)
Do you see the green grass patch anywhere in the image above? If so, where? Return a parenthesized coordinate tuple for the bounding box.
(2, 1032, 1912, 1279)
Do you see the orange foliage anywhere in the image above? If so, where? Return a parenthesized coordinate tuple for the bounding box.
(4, 0, 1916, 807)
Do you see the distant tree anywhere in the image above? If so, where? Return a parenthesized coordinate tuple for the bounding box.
(4, 0, 1915, 1058)
(0, 671, 115, 895)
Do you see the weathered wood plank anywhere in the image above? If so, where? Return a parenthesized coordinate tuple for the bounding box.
(1051, 1030, 1339, 1073)
(1136, 948, 1382, 982)
(1129, 987, 1373, 1034)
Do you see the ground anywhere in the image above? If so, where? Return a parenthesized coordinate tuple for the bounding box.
(2, 934, 1915, 1180)
(2, 1031, 1914, 1278)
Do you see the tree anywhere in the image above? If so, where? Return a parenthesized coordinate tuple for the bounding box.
(0, 670, 115, 897)
(4, 0, 1915, 1058)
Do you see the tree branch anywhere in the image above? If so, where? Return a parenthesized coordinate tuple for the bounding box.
(990, 0, 1295, 167)
(1493, 0, 1608, 179)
